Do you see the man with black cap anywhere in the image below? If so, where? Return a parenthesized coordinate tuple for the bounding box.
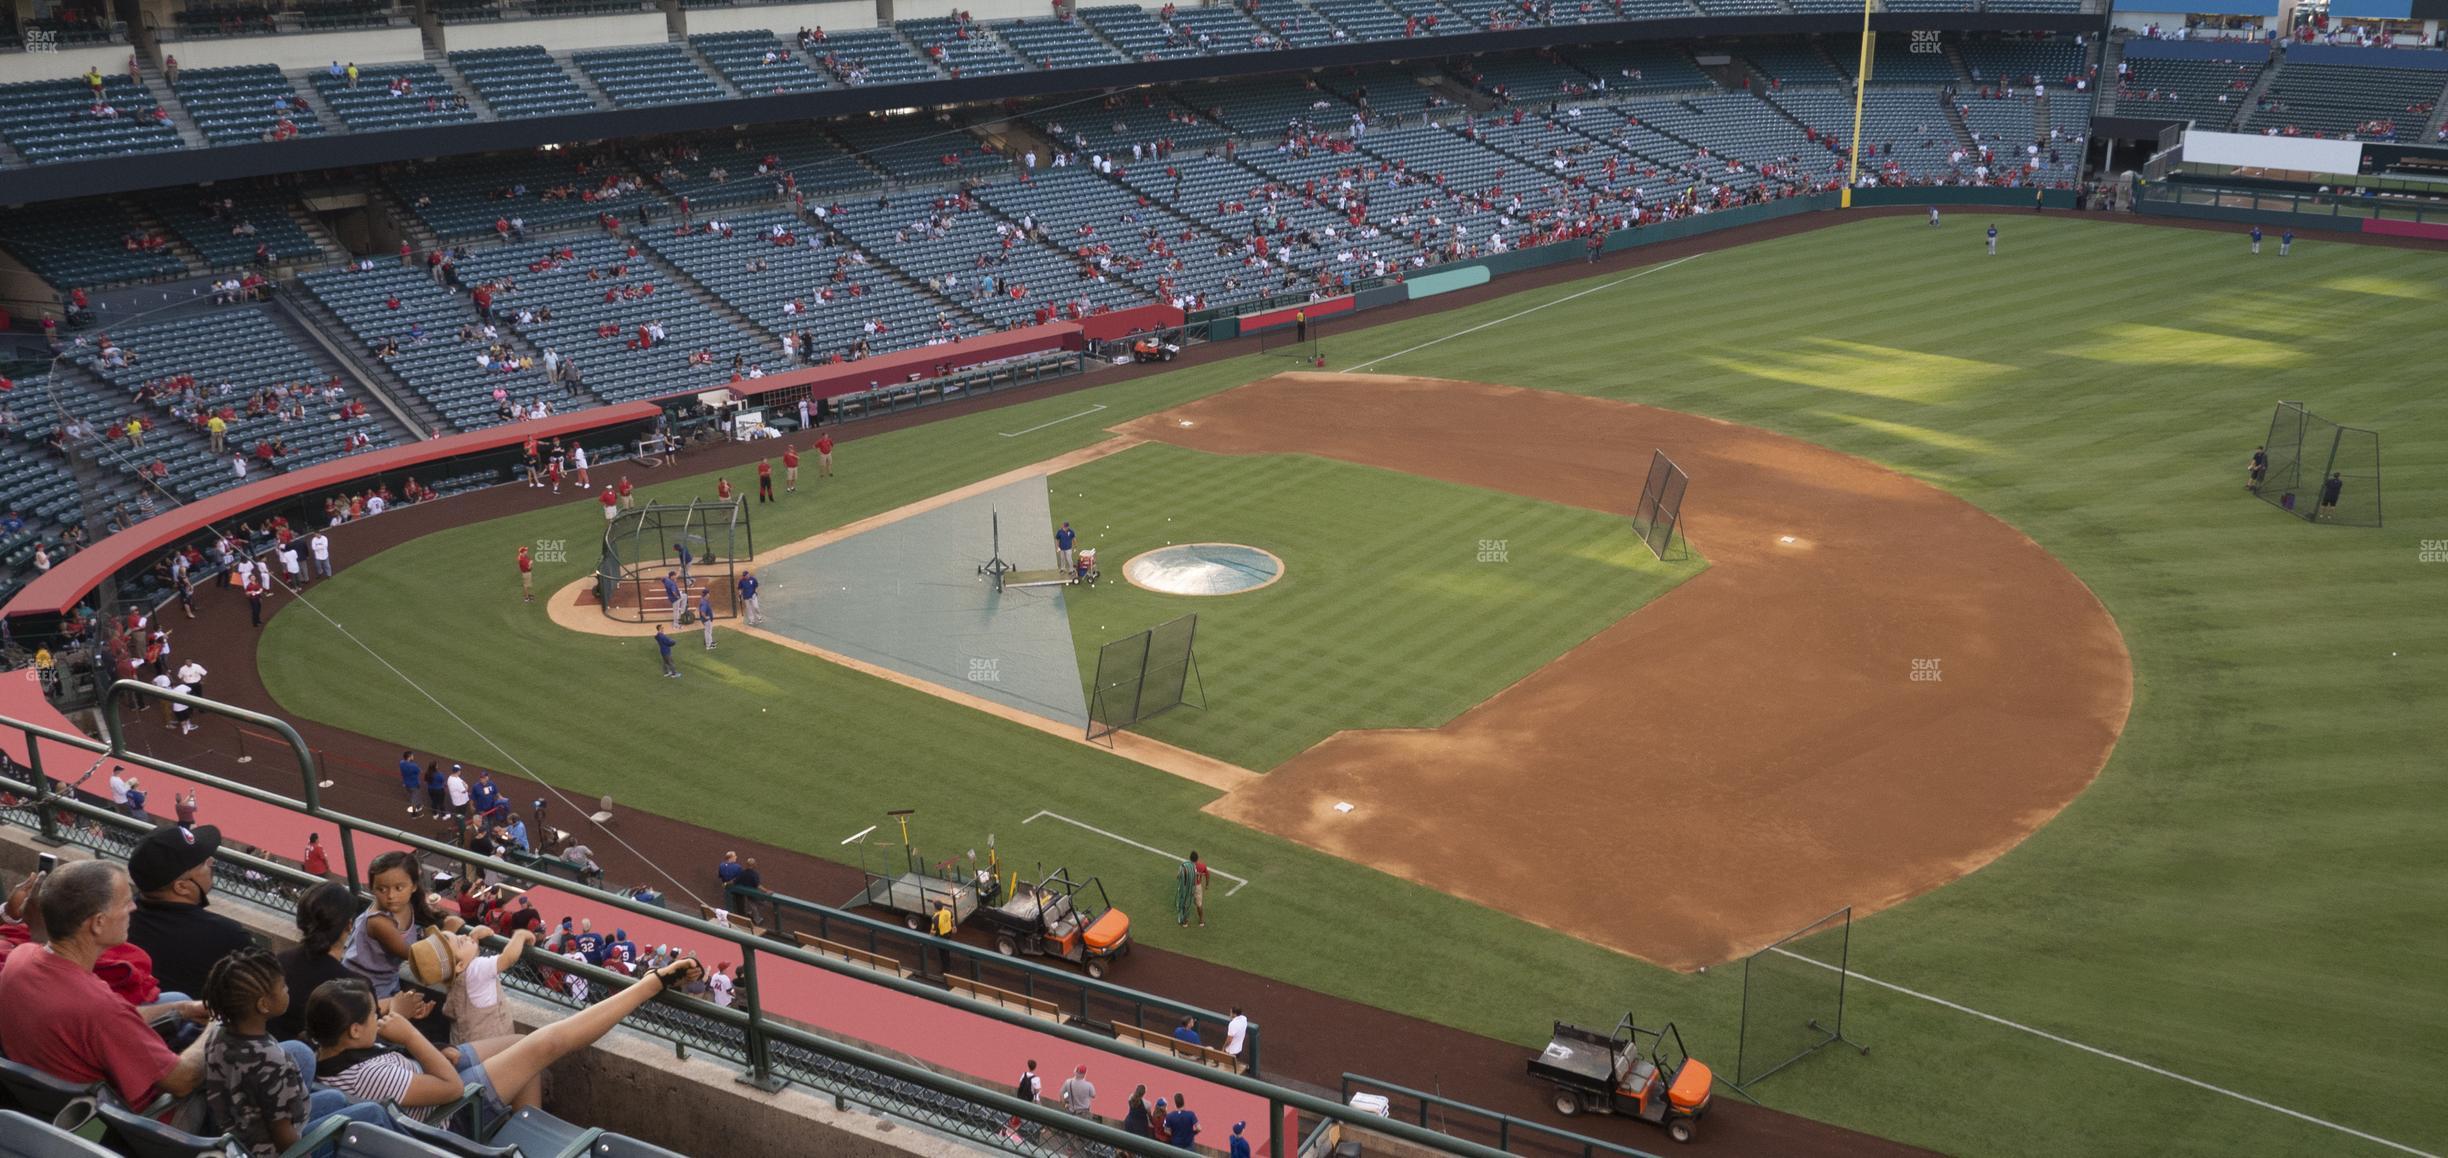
(126, 822, 256, 998)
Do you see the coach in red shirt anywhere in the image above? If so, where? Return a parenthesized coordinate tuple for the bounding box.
(0, 860, 211, 1114)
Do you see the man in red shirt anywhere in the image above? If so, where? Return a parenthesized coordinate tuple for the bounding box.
(302, 833, 330, 876)
(816, 433, 834, 477)
(0, 861, 211, 1117)
(617, 475, 634, 511)
(756, 458, 774, 504)
(517, 545, 533, 602)
(601, 486, 619, 524)
(715, 478, 733, 502)
(782, 444, 800, 493)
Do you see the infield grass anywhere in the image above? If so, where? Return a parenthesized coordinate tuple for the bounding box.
(260, 214, 2448, 1158)
(1050, 445, 1692, 768)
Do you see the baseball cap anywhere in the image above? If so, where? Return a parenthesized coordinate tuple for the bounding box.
(128, 823, 221, 892)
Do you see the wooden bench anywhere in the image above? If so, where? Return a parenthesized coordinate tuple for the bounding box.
(1112, 1022, 1239, 1072)
(946, 976, 1064, 1025)
(790, 932, 908, 978)
(697, 903, 763, 938)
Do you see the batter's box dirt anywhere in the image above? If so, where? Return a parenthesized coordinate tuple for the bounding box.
(1117, 373, 2132, 971)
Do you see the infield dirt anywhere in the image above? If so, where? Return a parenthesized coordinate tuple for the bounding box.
(1119, 373, 2133, 970)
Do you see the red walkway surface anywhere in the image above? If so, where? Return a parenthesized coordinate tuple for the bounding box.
(0, 674, 1276, 1148)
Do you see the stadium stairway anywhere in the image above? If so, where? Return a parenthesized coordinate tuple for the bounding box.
(121, 201, 212, 280)
(554, 50, 620, 110)
(631, 238, 790, 351)
(278, 284, 452, 437)
(132, 59, 211, 151)
(267, 287, 437, 437)
(286, 75, 348, 136)
(2237, 62, 2281, 130)
(369, 186, 442, 255)
(279, 204, 349, 267)
(680, 40, 751, 100)
(2430, 85, 2448, 140)
(424, 48, 497, 121)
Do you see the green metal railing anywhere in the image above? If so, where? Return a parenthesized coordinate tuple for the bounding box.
(0, 681, 1549, 1158)
(1338, 1074, 1667, 1158)
(735, 883, 1263, 1076)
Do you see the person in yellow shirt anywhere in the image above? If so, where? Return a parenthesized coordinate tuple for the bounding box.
(207, 414, 227, 454)
(126, 418, 144, 449)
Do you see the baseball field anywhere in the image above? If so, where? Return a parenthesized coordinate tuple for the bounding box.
(252, 214, 2447, 1157)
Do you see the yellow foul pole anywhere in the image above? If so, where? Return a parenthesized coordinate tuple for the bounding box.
(1843, 0, 1877, 208)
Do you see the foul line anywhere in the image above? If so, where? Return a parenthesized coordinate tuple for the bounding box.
(999, 404, 1108, 437)
(1343, 253, 1704, 374)
(1769, 949, 2438, 1158)
(1024, 810, 1248, 897)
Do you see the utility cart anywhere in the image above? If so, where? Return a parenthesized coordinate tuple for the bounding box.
(1526, 1013, 1714, 1143)
(844, 811, 999, 930)
(973, 867, 1131, 978)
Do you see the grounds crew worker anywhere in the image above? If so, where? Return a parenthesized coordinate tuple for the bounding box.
(930, 900, 957, 976)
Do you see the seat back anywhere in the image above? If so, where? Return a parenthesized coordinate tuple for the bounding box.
(94, 1098, 237, 1158)
(0, 1109, 119, 1158)
(0, 1059, 100, 1129)
(332, 1122, 465, 1158)
(379, 1107, 516, 1158)
(587, 1133, 687, 1157)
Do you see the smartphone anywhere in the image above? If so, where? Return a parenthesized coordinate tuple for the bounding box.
(35, 853, 58, 876)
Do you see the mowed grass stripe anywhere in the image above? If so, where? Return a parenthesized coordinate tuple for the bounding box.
(1053, 446, 1689, 768)
(260, 217, 2447, 1158)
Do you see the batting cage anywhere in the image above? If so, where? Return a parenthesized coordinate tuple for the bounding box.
(597, 499, 754, 621)
(1733, 906, 1867, 1094)
(2255, 402, 2382, 527)
(1630, 450, 1691, 561)
(1086, 614, 1204, 742)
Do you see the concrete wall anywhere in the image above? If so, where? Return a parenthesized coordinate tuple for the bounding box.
(0, 43, 136, 84)
(157, 28, 429, 71)
(439, 12, 670, 54)
(683, 0, 880, 37)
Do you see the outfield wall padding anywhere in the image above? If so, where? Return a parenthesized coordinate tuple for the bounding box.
(1851, 187, 2078, 209)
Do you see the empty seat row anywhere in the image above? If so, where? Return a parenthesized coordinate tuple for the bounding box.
(450, 46, 600, 118)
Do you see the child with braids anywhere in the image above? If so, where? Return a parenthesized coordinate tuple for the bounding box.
(306, 950, 703, 1122)
(202, 947, 313, 1157)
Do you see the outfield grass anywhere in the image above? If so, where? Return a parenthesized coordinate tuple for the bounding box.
(1051, 445, 1691, 768)
(261, 215, 2448, 1158)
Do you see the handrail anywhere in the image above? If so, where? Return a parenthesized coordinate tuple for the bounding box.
(735, 882, 1263, 1076)
(0, 754, 1177, 1157)
(0, 695, 1533, 1158)
(1339, 1073, 1666, 1158)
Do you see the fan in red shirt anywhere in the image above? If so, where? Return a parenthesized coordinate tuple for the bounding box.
(601, 487, 619, 524)
(782, 445, 800, 492)
(756, 459, 774, 503)
(617, 475, 634, 510)
(517, 544, 534, 602)
(716, 478, 734, 502)
(816, 433, 835, 477)
(302, 833, 330, 876)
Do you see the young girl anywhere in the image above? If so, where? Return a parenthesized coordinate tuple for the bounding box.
(306, 954, 701, 1122)
(202, 948, 311, 1157)
(427, 926, 533, 1045)
(274, 883, 431, 1044)
(342, 852, 463, 1001)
